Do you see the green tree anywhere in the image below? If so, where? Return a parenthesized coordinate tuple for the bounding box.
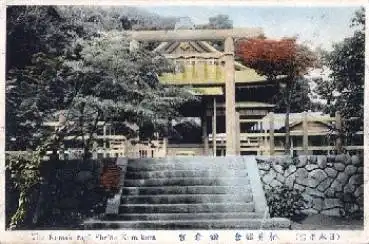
(315, 8, 364, 144)
(6, 6, 83, 151)
(6, 6, 86, 228)
(313, 77, 335, 112)
(5, 6, 194, 228)
(196, 14, 233, 51)
(208, 14, 233, 29)
(6, 54, 75, 151)
(6, 6, 84, 72)
(58, 6, 177, 32)
(273, 77, 316, 113)
(196, 14, 233, 29)
(63, 32, 196, 158)
(6, 6, 193, 155)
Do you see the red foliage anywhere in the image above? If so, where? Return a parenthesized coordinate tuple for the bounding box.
(236, 38, 316, 79)
(100, 164, 121, 192)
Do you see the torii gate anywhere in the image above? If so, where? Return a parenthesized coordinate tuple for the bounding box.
(126, 28, 263, 155)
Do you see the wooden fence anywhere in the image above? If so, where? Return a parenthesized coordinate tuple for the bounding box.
(235, 111, 362, 155)
(8, 112, 363, 158)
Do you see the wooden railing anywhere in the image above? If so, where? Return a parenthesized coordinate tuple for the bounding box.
(13, 112, 363, 158)
(209, 111, 363, 155)
(6, 138, 167, 160)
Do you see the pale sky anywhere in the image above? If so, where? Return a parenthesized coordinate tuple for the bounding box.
(141, 6, 361, 51)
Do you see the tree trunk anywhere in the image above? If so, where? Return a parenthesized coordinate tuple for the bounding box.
(79, 103, 85, 158)
(284, 102, 291, 154)
(83, 111, 100, 160)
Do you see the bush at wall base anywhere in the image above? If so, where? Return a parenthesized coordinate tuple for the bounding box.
(265, 185, 308, 219)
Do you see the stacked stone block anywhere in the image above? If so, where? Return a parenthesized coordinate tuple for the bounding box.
(256, 155, 364, 217)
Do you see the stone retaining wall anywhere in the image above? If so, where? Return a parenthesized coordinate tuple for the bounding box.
(256, 154, 364, 216)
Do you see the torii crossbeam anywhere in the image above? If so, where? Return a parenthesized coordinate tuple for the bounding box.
(125, 28, 263, 41)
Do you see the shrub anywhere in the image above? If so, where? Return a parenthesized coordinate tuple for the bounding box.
(278, 156, 299, 171)
(265, 185, 307, 218)
(6, 152, 42, 229)
(100, 164, 121, 194)
(339, 193, 363, 220)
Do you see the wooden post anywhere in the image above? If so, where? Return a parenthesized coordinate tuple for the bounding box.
(269, 112, 275, 155)
(129, 39, 139, 52)
(263, 121, 267, 155)
(103, 124, 107, 158)
(224, 36, 237, 155)
(124, 139, 129, 158)
(202, 114, 209, 156)
(236, 111, 240, 155)
(212, 97, 217, 157)
(303, 111, 309, 155)
(58, 112, 66, 160)
(163, 137, 168, 157)
(291, 136, 294, 156)
(335, 111, 343, 153)
(257, 121, 261, 155)
(162, 118, 171, 157)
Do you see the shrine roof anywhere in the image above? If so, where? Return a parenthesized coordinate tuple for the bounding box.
(156, 39, 271, 84)
(190, 87, 223, 95)
(260, 112, 331, 130)
(159, 67, 268, 85)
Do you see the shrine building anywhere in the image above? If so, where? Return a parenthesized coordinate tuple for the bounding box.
(45, 28, 350, 159)
(154, 31, 280, 157)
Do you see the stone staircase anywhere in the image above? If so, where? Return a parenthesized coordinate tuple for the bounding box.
(84, 156, 290, 229)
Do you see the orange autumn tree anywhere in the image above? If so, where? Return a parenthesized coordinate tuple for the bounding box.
(236, 38, 317, 154)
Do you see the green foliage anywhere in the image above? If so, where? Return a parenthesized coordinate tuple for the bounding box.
(6, 6, 83, 71)
(6, 6, 196, 228)
(6, 53, 77, 150)
(315, 8, 364, 141)
(6, 6, 85, 151)
(313, 77, 335, 112)
(339, 193, 363, 219)
(70, 32, 196, 141)
(265, 185, 307, 218)
(6, 7, 196, 156)
(196, 14, 233, 51)
(5, 50, 77, 227)
(278, 157, 299, 171)
(6, 131, 72, 229)
(6, 144, 46, 229)
(58, 6, 177, 32)
(273, 77, 316, 113)
(172, 120, 202, 143)
(197, 14, 233, 29)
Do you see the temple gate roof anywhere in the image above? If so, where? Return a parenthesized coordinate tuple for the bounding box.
(156, 39, 269, 94)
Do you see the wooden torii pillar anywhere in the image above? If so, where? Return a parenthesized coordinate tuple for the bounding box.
(224, 37, 237, 155)
(126, 28, 264, 156)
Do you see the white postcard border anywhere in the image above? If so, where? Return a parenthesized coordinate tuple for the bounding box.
(1, 1, 368, 243)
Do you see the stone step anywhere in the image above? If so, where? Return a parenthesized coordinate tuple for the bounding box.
(119, 202, 255, 213)
(124, 177, 250, 187)
(122, 185, 252, 195)
(128, 157, 248, 165)
(125, 169, 248, 179)
(84, 218, 291, 230)
(121, 194, 253, 204)
(105, 212, 264, 221)
(126, 162, 247, 171)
